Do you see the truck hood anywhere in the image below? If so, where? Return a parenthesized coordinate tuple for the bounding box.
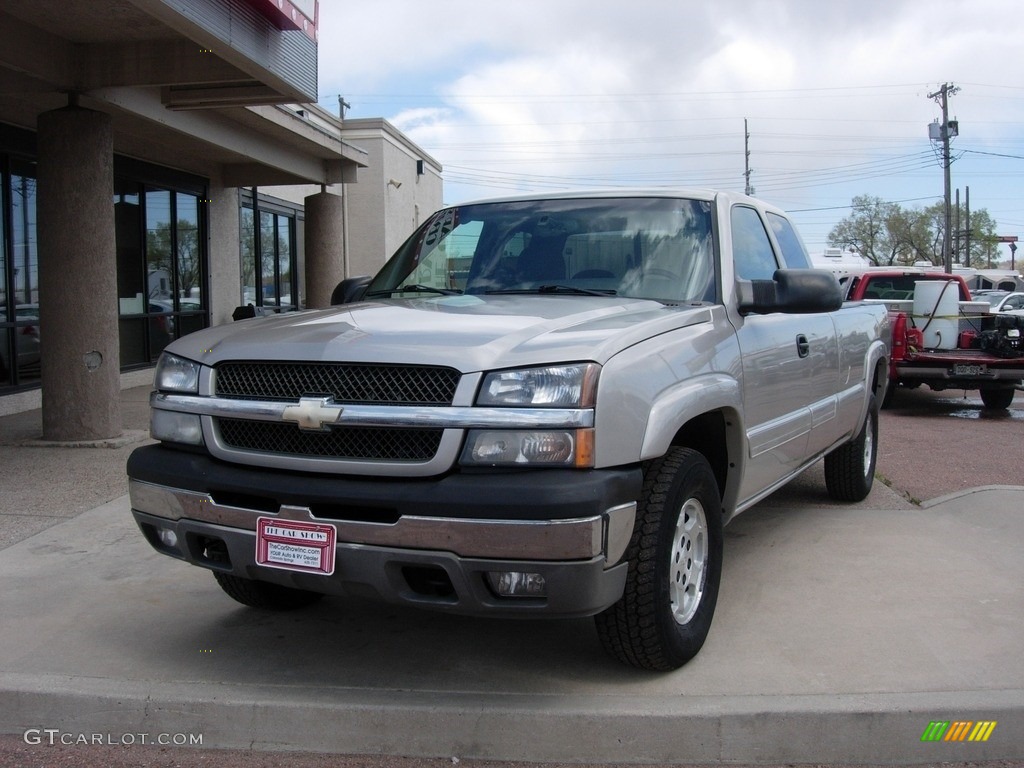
(170, 295, 714, 372)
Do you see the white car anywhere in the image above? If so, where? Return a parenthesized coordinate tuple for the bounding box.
(990, 291, 1024, 314)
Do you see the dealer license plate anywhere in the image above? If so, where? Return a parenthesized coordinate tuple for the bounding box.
(256, 518, 336, 575)
(953, 363, 987, 377)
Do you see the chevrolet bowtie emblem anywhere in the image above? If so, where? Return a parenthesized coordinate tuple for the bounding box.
(282, 397, 344, 432)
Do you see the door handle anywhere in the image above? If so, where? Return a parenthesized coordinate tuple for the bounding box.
(796, 334, 810, 358)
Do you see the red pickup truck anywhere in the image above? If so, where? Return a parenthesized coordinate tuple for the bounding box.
(844, 270, 1024, 409)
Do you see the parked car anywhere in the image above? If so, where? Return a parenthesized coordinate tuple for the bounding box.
(989, 291, 1024, 314)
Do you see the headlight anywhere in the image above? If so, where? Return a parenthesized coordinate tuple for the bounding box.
(154, 352, 201, 393)
(478, 363, 599, 407)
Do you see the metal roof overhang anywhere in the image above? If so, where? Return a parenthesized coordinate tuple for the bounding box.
(0, 0, 366, 186)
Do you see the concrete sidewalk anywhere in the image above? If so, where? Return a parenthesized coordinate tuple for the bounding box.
(0, 387, 1022, 764)
(0, 488, 1021, 764)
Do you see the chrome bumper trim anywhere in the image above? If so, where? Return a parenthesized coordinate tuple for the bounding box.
(129, 480, 636, 563)
(151, 393, 594, 429)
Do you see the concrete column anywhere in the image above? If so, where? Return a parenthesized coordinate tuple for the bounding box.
(207, 184, 241, 327)
(303, 189, 345, 308)
(37, 104, 120, 441)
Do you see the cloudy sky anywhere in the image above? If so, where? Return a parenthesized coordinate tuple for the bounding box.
(316, 0, 1024, 258)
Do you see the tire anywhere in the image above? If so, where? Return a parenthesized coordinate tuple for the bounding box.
(824, 395, 878, 502)
(595, 447, 723, 671)
(213, 572, 324, 610)
(980, 386, 1015, 410)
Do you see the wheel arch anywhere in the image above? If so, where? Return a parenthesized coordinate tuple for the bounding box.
(639, 374, 745, 520)
(869, 341, 889, 404)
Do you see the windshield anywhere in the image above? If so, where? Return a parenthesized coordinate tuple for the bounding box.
(365, 197, 716, 305)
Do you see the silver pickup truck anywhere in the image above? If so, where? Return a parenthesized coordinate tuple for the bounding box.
(127, 190, 890, 670)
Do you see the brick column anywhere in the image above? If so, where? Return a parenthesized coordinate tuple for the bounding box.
(303, 189, 346, 308)
(37, 103, 121, 440)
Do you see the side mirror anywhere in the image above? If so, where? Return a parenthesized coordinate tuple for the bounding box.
(737, 269, 843, 315)
(330, 275, 372, 305)
(232, 303, 257, 321)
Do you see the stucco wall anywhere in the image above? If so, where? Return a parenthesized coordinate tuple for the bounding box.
(342, 119, 443, 279)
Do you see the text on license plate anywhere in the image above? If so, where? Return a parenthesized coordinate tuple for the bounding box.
(953, 363, 987, 377)
(256, 517, 336, 575)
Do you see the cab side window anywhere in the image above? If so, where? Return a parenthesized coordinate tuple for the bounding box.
(731, 206, 779, 280)
(766, 212, 812, 269)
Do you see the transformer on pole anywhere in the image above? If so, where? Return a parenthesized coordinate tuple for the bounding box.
(928, 83, 959, 274)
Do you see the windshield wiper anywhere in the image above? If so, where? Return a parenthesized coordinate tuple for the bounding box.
(485, 284, 616, 297)
(365, 284, 463, 298)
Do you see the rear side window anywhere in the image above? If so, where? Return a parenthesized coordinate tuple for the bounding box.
(731, 206, 779, 280)
(767, 212, 812, 269)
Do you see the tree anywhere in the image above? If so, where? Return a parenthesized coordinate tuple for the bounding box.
(899, 204, 944, 266)
(827, 195, 911, 266)
(145, 218, 202, 303)
(829, 195, 1000, 268)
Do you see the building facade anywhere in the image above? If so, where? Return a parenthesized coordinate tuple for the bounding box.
(0, 0, 442, 430)
(341, 118, 443, 278)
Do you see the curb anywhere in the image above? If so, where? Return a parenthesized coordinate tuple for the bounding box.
(3, 674, 1022, 764)
(920, 484, 1024, 509)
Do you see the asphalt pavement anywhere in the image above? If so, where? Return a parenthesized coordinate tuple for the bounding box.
(0, 384, 1021, 767)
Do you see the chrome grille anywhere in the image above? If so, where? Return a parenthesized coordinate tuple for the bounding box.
(218, 419, 443, 461)
(214, 362, 460, 405)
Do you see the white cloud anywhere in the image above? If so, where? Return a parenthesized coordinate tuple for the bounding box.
(318, 0, 1024, 249)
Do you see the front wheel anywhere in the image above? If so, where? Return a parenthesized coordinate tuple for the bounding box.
(213, 572, 325, 610)
(595, 447, 723, 671)
(824, 395, 878, 502)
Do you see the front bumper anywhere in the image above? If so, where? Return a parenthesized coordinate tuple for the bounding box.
(128, 445, 641, 618)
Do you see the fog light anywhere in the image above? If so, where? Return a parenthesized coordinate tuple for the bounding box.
(151, 409, 203, 445)
(461, 429, 591, 466)
(487, 571, 546, 598)
(156, 527, 178, 549)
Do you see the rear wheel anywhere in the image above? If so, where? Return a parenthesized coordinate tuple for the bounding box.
(824, 395, 878, 502)
(213, 572, 324, 610)
(980, 386, 1015, 410)
(595, 447, 723, 671)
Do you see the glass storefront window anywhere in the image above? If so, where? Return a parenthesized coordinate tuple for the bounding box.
(277, 214, 292, 308)
(10, 163, 37, 309)
(0, 171, 6, 380)
(115, 184, 144, 314)
(146, 190, 173, 308)
(240, 206, 256, 306)
(1, 137, 209, 389)
(118, 185, 208, 367)
(241, 194, 299, 312)
(2, 160, 41, 387)
(260, 210, 276, 305)
(176, 192, 201, 310)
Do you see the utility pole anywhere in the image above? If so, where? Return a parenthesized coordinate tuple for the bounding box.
(743, 118, 754, 196)
(964, 186, 971, 268)
(928, 83, 959, 273)
(954, 187, 960, 265)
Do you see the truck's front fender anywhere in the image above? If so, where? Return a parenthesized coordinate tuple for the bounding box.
(639, 373, 743, 461)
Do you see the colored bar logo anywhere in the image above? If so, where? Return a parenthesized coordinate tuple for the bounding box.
(921, 721, 997, 742)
